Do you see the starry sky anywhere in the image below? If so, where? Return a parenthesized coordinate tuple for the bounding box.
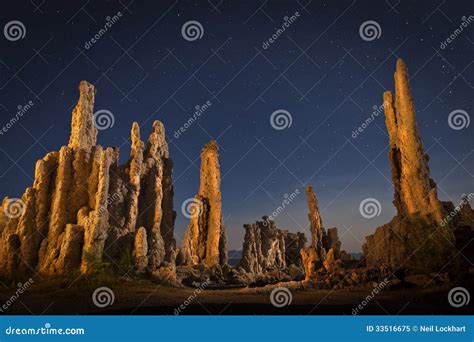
(0, 0, 472, 252)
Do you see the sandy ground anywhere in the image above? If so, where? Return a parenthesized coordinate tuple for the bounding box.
(0, 276, 472, 315)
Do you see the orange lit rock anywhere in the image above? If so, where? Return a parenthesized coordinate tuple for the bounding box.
(383, 59, 445, 222)
(363, 59, 458, 273)
(179, 141, 227, 268)
(0, 81, 176, 279)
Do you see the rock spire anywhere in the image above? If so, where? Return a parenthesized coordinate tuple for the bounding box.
(178, 140, 228, 268)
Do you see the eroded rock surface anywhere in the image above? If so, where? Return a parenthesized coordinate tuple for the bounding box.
(236, 216, 306, 283)
(0, 81, 176, 279)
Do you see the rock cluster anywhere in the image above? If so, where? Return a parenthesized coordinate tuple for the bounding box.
(363, 59, 463, 274)
(1, 61, 471, 291)
(178, 141, 228, 269)
(0, 81, 176, 279)
(237, 216, 306, 281)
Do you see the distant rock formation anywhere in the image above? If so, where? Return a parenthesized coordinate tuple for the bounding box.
(238, 216, 306, 275)
(0, 81, 176, 279)
(300, 186, 344, 281)
(178, 141, 228, 268)
(306, 186, 326, 258)
(363, 59, 459, 274)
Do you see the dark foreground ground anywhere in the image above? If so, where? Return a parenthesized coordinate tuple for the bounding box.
(0, 275, 472, 315)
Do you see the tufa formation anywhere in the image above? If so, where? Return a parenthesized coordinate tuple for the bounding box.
(300, 186, 345, 282)
(363, 59, 473, 274)
(0, 59, 470, 290)
(237, 216, 306, 282)
(178, 140, 228, 269)
(0, 81, 176, 279)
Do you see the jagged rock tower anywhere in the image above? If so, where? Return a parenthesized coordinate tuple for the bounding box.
(306, 186, 326, 256)
(178, 140, 228, 268)
(0, 81, 176, 279)
(363, 59, 457, 273)
(300, 186, 342, 281)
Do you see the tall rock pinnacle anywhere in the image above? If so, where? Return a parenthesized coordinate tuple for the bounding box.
(305, 186, 324, 253)
(384, 59, 444, 222)
(68, 81, 98, 151)
(363, 59, 458, 273)
(300, 186, 344, 282)
(179, 140, 228, 268)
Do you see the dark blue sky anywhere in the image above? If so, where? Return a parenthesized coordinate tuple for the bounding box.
(0, 0, 472, 252)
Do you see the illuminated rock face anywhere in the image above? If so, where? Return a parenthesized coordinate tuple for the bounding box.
(68, 81, 98, 151)
(384, 59, 445, 222)
(363, 59, 458, 273)
(179, 141, 228, 268)
(0, 81, 176, 279)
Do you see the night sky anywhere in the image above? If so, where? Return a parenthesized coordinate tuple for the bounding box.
(0, 0, 472, 252)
